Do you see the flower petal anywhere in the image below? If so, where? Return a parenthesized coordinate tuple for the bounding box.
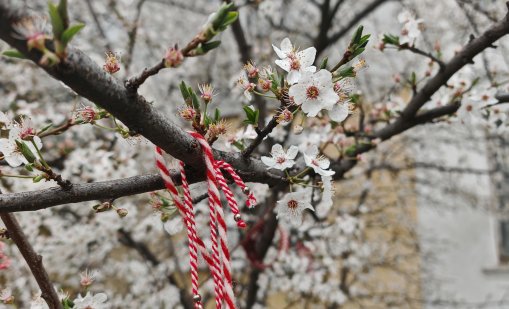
(329, 103, 349, 122)
(286, 145, 299, 159)
(280, 38, 293, 54)
(297, 47, 316, 68)
(261, 156, 276, 168)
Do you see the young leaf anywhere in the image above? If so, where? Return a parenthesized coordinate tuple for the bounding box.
(319, 57, 328, 70)
(61, 23, 85, 45)
(15, 140, 36, 163)
(37, 123, 54, 134)
(1, 49, 26, 59)
(201, 41, 221, 53)
(243, 105, 255, 119)
(352, 26, 364, 45)
(191, 92, 200, 110)
(214, 108, 221, 121)
(221, 11, 238, 29)
(48, 2, 64, 39)
(179, 81, 190, 100)
(57, 0, 69, 30)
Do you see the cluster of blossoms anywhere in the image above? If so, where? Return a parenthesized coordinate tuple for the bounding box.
(0, 114, 43, 168)
(397, 10, 424, 47)
(261, 143, 335, 226)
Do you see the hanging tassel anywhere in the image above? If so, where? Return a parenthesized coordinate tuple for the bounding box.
(154, 131, 256, 309)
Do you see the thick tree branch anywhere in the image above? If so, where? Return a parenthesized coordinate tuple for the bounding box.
(0, 174, 164, 212)
(401, 8, 509, 119)
(0, 212, 62, 309)
(0, 157, 286, 212)
(0, 3, 281, 191)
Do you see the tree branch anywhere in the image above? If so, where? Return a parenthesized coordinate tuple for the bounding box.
(0, 212, 62, 309)
(317, 0, 391, 58)
(398, 44, 445, 71)
(0, 3, 281, 190)
(401, 8, 509, 119)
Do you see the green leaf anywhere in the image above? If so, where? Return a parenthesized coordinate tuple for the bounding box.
(58, 0, 69, 29)
(351, 47, 365, 59)
(410, 71, 416, 85)
(204, 114, 211, 127)
(254, 109, 259, 125)
(319, 57, 328, 70)
(61, 23, 85, 45)
(179, 81, 190, 100)
(243, 105, 255, 119)
(211, 3, 234, 30)
(38, 123, 54, 134)
(352, 26, 364, 45)
(1, 49, 26, 59)
(338, 66, 355, 78)
(382, 34, 400, 46)
(48, 2, 64, 39)
(191, 91, 200, 110)
(214, 108, 221, 121)
(32, 175, 44, 183)
(221, 11, 238, 29)
(15, 140, 36, 163)
(344, 145, 357, 157)
(201, 40, 221, 53)
(25, 163, 34, 172)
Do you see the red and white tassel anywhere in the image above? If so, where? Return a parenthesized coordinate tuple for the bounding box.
(154, 131, 256, 309)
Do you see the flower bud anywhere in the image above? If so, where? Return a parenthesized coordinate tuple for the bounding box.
(116, 208, 128, 218)
(164, 47, 184, 68)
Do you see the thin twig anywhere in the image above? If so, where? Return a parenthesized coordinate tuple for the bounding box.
(398, 44, 445, 71)
(0, 211, 62, 309)
(124, 30, 209, 91)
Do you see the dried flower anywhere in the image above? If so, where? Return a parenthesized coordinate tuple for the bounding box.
(12, 16, 48, 51)
(276, 108, 294, 125)
(75, 106, 97, 123)
(208, 120, 229, 138)
(103, 52, 121, 74)
(178, 106, 197, 121)
(198, 84, 216, 103)
(244, 61, 259, 78)
(80, 269, 97, 287)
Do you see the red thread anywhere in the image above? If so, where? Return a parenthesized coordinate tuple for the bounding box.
(154, 132, 256, 309)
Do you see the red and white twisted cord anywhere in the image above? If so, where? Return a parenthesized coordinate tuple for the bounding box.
(216, 161, 257, 208)
(189, 132, 234, 309)
(154, 131, 257, 309)
(154, 147, 204, 308)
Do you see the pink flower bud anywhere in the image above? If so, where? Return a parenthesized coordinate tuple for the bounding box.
(164, 47, 184, 68)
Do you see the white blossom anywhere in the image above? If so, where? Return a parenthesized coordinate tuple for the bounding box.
(398, 10, 423, 46)
(275, 189, 314, 226)
(303, 145, 335, 176)
(273, 38, 316, 84)
(261, 144, 299, 170)
(30, 295, 49, 309)
(73, 292, 108, 309)
(289, 70, 339, 117)
(0, 120, 43, 167)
